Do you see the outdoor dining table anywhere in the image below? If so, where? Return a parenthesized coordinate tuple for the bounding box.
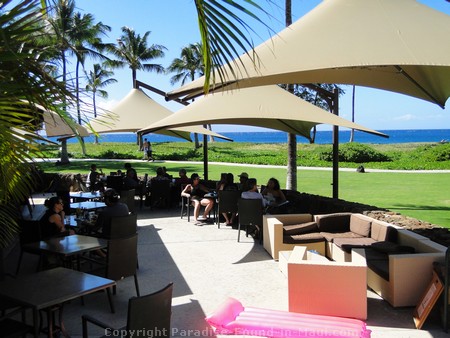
(21, 234, 107, 270)
(70, 201, 106, 211)
(69, 191, 101, 202)
(0, 267, 115, 338)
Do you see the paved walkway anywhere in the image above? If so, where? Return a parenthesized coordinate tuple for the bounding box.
(5, 206, 449, 337)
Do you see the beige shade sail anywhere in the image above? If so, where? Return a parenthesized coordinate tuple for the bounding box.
(168, 0, 450, 108)
(139, 85, 387, 139)
(43, 110, 89, 139)
(89, 89, 231, 141)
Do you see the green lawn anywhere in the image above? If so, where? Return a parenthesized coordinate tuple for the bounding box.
(37, 160, 450, 229)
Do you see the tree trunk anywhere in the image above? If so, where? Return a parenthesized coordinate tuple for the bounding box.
(60, 139, 69, 164)
(285, 0, 297, 191)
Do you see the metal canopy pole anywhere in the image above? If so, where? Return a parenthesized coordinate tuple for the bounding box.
(331, 89, 339, 199)
(304, 84, 340, 199)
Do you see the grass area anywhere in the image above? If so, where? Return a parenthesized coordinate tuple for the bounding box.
(36, 158, 450, 229)
(41, 141, 450, 170)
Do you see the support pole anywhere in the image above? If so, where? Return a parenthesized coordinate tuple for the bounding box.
(203, 132, 208, 180)
(332, 88, 339, 199)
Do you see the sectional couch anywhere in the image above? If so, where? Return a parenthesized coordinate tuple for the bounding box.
(263, 212, 447, 307)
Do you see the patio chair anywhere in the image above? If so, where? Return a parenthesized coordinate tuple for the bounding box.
(15, 218, 43, 274)
(87, 233, 140, 297)
(119, 189, 136, 213)
(0, 306, 33, 338)
(149, 180, 171, 210)
(237, 198, 263, 243)
(180, 184, 193, 221)
(135, 173, 148, 210)
(103, 213, 137, 240)
(217, 190, 240, 228)
(82, 282, 173, 338)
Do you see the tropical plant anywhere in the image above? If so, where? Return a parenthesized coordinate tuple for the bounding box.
(69, 11, 111, 124)
(107, 26, 166, 87)
(193, 0, 271, 92)
(0, 0, 77, 248)
(167, 42, 205, 86)
(167, 42, 208, 147)
(85, 63, 117, 118)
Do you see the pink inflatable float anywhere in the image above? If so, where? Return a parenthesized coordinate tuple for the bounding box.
(206, 298, 371, 338)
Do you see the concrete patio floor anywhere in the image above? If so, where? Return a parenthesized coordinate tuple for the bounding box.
(4, 206, 449, 338)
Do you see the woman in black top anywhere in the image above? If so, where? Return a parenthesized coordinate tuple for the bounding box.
(40, 196, 73, 238)
(181, 173, 214, 223)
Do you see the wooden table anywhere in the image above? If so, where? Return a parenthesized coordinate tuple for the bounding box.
(22, 235, 107, 270)
(0, 267, 115, 338)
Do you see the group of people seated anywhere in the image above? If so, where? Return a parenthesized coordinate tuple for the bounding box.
(41, 188, 130, 240)
(86, 162, 141, 193)
(180, 170, 288, 224)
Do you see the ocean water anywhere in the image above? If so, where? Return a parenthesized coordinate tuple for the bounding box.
(61, 129, 450, 144)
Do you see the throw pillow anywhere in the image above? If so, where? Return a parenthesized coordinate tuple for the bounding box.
(283, 222, 318, 235)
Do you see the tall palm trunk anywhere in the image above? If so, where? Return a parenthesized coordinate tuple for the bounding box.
(76, 60, 86, 155)
(285, 0, 297, 191)
(60, 51, 70, 164)
(350, 85, 355, 142)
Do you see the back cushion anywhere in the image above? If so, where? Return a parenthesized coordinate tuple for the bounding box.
(350, 215, 371, 237)
(316, 213, 351, 233)
(283, 222, 318, 236)
(371, 222, 398, 242)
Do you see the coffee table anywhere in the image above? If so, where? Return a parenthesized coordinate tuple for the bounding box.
(0, 267, 115, 337)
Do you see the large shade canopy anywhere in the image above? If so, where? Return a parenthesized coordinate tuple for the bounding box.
(89, 89, 231, 141)
(43, 110, 89, 139)
(139, 85, 387, 139)
(168, 0, 450, 108)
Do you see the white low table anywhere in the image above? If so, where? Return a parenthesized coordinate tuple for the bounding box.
(279, 246, 329, 277)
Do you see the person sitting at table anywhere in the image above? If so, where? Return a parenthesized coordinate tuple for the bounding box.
(175, 168, 191, 185)
(93, 188, 130, 238)
(181, 173, 214, 223)
(152, 167, 171, 182)
(241, 178, 267, 207)
(261, 178, 286, 205)
(86, 164, 105, 192)
(41, 196, 75, 239)
(237, 172, 249, 191)
(123, 163, 139, 190)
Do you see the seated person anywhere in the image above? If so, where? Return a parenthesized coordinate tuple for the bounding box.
(181, 173, 214, 222)
(237, 172, 249, 191)
(261, 177, 286, 206)
(41, 196, 74, 239)
(152, 167, 171, 182)
(175, 168, 191, 185)
(124, 163, 138, 181)
(123, 163, 139, 190)
(86, 164, 105, 192)
(241, 178, 267, 207)
(92, 188, 130, 238)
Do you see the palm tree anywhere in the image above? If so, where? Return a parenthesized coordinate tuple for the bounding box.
(167, 43, 204, 86)
(0, 0, 77, 248)
(70, 12, 111, 124)
(85, 63, 117, 118)
(108, 26, 166, 87)
(85, 63, 117, 143)
(167, 43, 209, 147)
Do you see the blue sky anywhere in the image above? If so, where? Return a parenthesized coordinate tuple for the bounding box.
(74, 0, 450, 132)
